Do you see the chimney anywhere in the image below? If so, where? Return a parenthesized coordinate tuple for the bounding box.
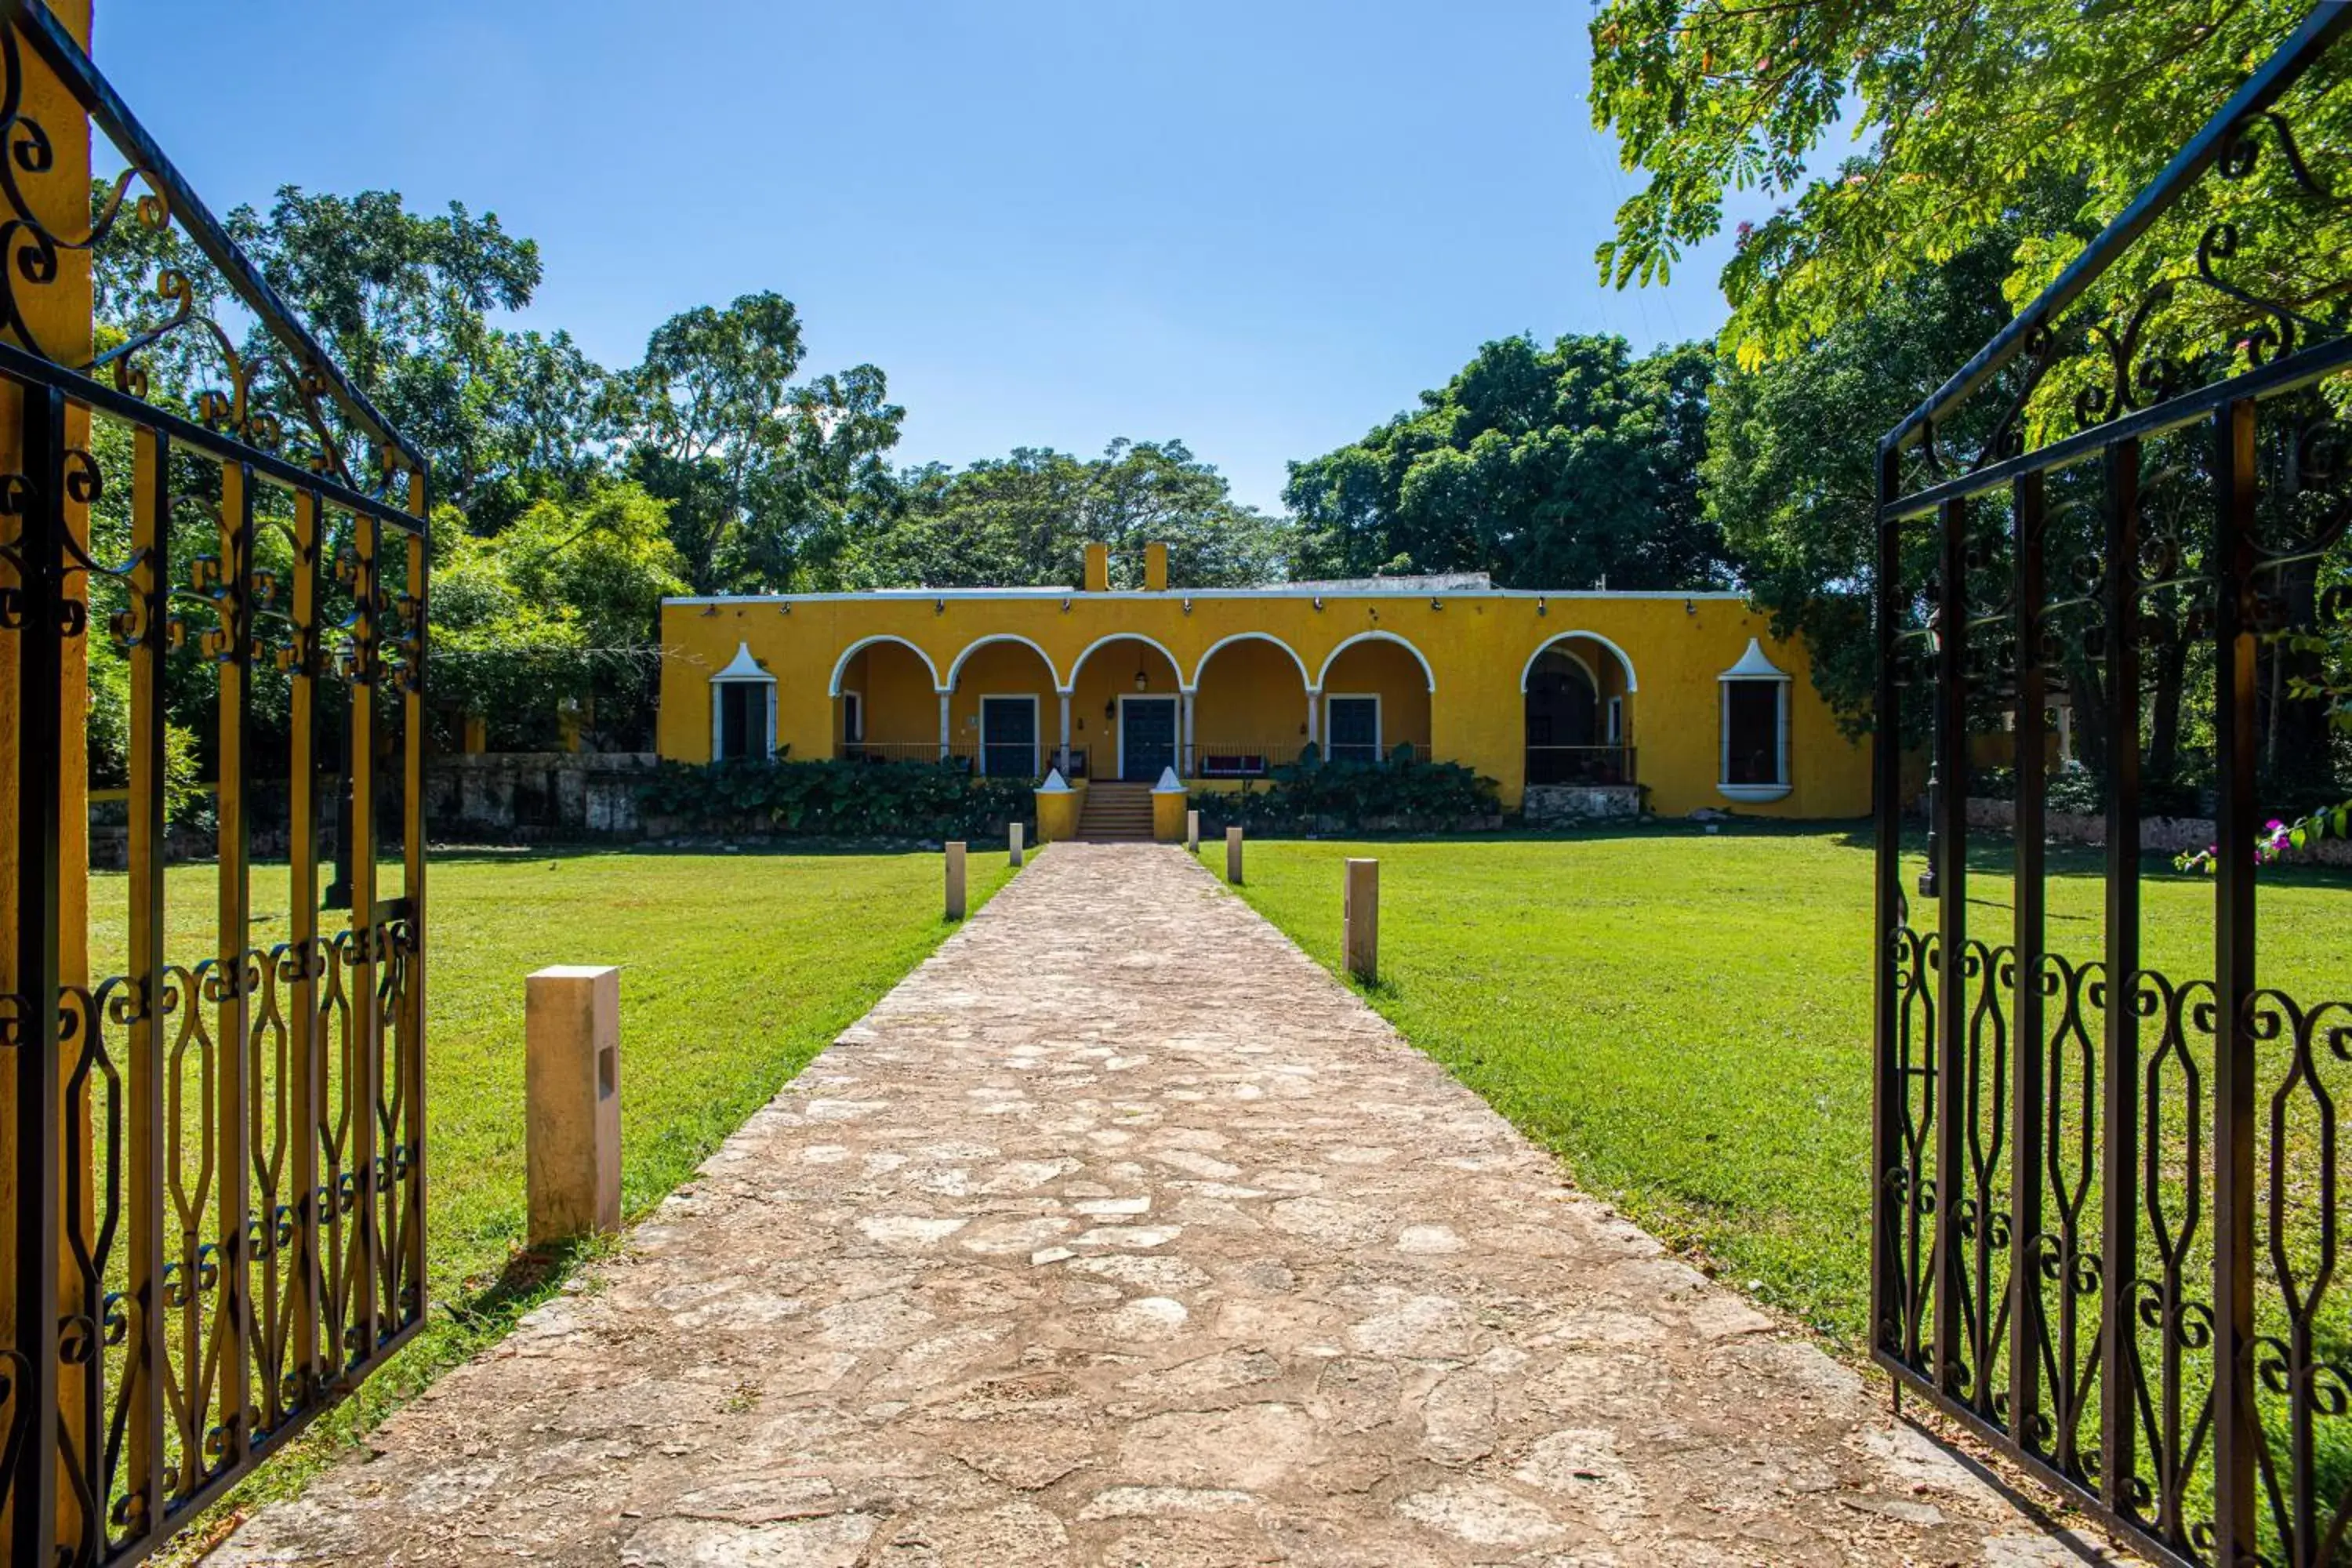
(1144, 542, 1169, 593)
(1083, 542, 1109, 593)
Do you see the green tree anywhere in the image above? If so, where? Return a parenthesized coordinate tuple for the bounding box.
(1704, 234, 2020, 736)
(1285, 334, 1724, 589)
(622, 291, 902, 593)
(228, 187, 546, 510)
(1587, 0, 2350, 376)
(837, 440, 1290, 590)
(430, 481, 687, 746)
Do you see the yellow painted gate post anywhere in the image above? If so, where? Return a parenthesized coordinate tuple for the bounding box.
(946, 840, 967, 920)
(1225, 826, 1243, 884)
(1344, 858, 1379, 983)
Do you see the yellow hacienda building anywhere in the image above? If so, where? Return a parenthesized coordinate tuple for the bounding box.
(653, 542, 1870, 820)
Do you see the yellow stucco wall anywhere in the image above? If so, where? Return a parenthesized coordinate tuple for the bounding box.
(658, 587, 1871, 817)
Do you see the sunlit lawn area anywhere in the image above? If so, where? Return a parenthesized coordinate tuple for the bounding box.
(87, 844, 1017, 1553)
(1200, 825, 2350, 1347)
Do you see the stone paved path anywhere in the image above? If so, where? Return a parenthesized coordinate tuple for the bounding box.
(222, 844, 2107, 1566)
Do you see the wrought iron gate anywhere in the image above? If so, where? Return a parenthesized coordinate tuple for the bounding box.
(0, 4, 429, 1563)
(1871, 7, 2352, 1565)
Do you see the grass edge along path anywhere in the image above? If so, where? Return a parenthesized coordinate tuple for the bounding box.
(1193, 826, 2347, 1354)
(132, 844, 1025, 1562)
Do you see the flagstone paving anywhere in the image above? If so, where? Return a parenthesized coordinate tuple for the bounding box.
(220, 843, 2112, 1566)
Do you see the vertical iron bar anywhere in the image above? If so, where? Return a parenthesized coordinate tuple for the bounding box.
(346, 514, 379, 1370)
(1871, 444, 1906, 1367)
(2211, 398, 2259, 1563)
(123, 425, 169, 1544)
(10, 382, 67, 1568)
(2099, 437, 2142, 1517)
(400, 480, 426, 1332)
(212, 461, 256, 1471)
(1933, 495, 1971, 1399)
(285, 491, 323, 1401)
(2010, 470, 2048, 1454)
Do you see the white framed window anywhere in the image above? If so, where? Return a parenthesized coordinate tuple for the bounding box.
(710, 641, 778, 760)
(1718, 637, 1791, 802)
(1325, 693, 1381, 763)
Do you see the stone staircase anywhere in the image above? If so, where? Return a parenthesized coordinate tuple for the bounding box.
(1076, 782, 1155, 841)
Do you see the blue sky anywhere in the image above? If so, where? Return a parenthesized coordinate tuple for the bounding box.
(100, 1, 1766, 514)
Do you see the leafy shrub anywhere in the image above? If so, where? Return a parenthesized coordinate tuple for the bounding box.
(637, 756, 1033, 840)
(1971, 764, 2206, 818)
(1189, 754, 1499, 833)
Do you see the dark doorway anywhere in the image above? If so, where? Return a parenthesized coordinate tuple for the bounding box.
(1120, 696, 1178, 781)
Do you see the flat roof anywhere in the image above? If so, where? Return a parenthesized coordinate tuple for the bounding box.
(665, 586, 1748, 607)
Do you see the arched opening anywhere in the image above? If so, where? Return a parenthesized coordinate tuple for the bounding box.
(1192, 633, 1312, 778)
(1068, 635, 1185, 781)
(948, 637, 1060, 779)
(833, 637, 946, 764)
(1523, 634, 1635, 785)
(1317, 634, 1432, 764)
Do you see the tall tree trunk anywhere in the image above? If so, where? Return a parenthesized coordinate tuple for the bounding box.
(2147, 598, 2189, 784)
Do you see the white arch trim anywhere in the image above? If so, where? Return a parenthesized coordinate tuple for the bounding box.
(1190, 631, 1312, 691)
(1316, 629, 1436, 693)
(1519, 630, 1639, 693)
(1063, 631, 1189, 695)
(945, 633, 1062, 691)
(828, 634, 943, 697)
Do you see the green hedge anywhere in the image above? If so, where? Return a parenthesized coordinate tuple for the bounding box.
(1189, 751, 1500, 833)
(637, 756, 1033, 840)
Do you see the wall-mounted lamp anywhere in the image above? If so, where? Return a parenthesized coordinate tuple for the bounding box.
(935, 598, 946, 614)
(1181, 597, 1192, 613)
(1430, 596, 1443, 611)
(1298, 722, 1308, 736)
(1062, 597, 1071, 612)
(1103, 698, 1116, 721)
(1134, 667, 1148, 691)
(1683, 598, 1696, 615)
(777, 603, 791, 615)
(1313, 596, 1324, 611)
(698, 604, 718, 617)
(1537, 596, 1548, 615)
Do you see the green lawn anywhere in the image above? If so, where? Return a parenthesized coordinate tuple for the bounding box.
(1198, 824, 2348, 1345)
(85, 844, 1018, 1556)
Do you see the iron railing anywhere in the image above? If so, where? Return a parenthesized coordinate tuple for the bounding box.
(1870, 9, 2352, 1564)
(1524, 745, 1636, 788)
(1, 5, 430, 1564)
(838, 740, 952, 766)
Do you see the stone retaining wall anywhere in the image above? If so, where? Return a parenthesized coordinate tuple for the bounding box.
(425, 752, 657, 840)
(1523, 783, 1642, 826)
(1965, 796, 2352, 867)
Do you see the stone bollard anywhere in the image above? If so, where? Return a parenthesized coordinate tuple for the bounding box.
(946, 840, 967, 920)
(1185, 809, 1200, 852)
(1225, 826, 1243, 884)
(1010, 822, 1025, 867)
(1344, 858, 1379, 983)
(525, 964, 622, 1247)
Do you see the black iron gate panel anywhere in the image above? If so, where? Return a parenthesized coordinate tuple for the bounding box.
(1871, 8, 2352, 1565)
(0, 5, 429, 1564)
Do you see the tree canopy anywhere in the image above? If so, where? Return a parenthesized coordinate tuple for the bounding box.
(840, 440, 1291, 590)
(1285, 333, 1724, 590)
(1588, 0, 2352, 380)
